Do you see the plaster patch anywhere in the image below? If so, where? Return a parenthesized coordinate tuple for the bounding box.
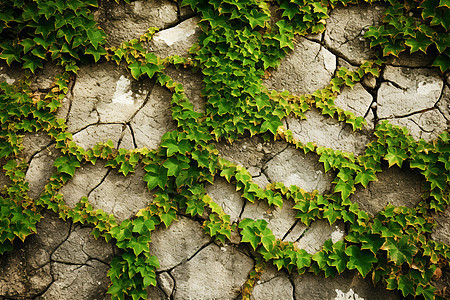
(334, 288, 364, 300)
(417, 80, 441, 95)
(1, 73, 15, 85)
(323, 48, 337, 74)
(153, 18, 198, 46)
(331, 226, 344, 243)
(112, 75, 134, 104)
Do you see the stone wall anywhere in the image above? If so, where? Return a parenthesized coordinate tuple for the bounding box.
(0, 0, 449, 299)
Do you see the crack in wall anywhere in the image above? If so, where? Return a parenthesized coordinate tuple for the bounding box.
(289, 274, 298, 300)
(126, 123, 139, 149)
(282, 219, 302, 241)
(379, 106, 436, 120)
(86, 168, 111, 200)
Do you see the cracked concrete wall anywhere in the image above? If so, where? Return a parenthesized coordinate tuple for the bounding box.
(1, 1, 449, 300)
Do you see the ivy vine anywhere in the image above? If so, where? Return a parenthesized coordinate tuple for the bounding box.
(0, 0, 448, 299)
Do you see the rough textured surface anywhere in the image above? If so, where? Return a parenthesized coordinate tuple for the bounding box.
(148, 216, 211, 271)
(388, 108, 448, 142)
(147, 17, 202, 58)
(251, 273, 294, 300)
(241, 199, 298, 239)
(0, 211, 69, 298)
(324, 3, 385, 64)
(22, 132, 53, 162)
(334, 83, 374, 129)
(378, 66, 443, 118)
(263, 146, 334, 193)
(297, 220, 345, 254)
(31, 63, 64, 91)
(38, 260, 110, 300)
(432, 206, 450, 245)
(72, 124, 125, 149)
(206, 177, 245, 223)
(97, 0, 178, 47)
(287, 110, 372, 155)
(66, 62, 151, 133)
(351, 166, 425, 216)
(170, 243, 253, 299)
(51, 225, 116, 264)
(88, 166, 152, 222)
(216, 137, 287, 176)
(60, 161, 109, 208)
(292, 271, 400, 299)
(264, 37, 336, 95)
(437, 85, 450, 122)
(3, 1, 449, 298)
(25, 145, 60, 199)
(164, 66, 205, 113)
(130, 85, 176, 150)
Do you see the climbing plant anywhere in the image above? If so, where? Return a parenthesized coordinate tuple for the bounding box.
(0, 0, 449, 299)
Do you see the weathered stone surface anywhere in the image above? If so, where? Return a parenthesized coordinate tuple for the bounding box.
(432, 206, 450, 245)
(148, 216, 211, 271)
(118, 125, 136, 149)
(251, 274, 294, 300)
(147, 284, 169, 300)
(179, 5, 196, 20)
(206, 177, 245, 223)
(67, 62, 151, 132)
(362, 73, 377, 90)
(38, 260, 110, 300)
(31, 63, 64, 91)
(263, 146, 334, 193)
(216, 137, 287, 177)
(157, 272, 175, 297)
(88, 166, 152, 222)
(147, 17, 202, 58)
(22, 132, 53, 162)
(385, 51, 435, 68)
(297, 220, 345, 254)
(0, 255, 52, 299)
(73, 124, 124, 149)
(292, 271, 400, 299)
(25, 145, 60, 199)
(252, 172, 271, 189)
(60, 161, 109, 208)
(130, 85, 176, 150)
(0, 210, 69, 298)
(388, 108, 448, 142)
(324, 3, 385, 64)
(164, 66, 205, 113)
(287, 110, 372, 155)
(334, 83, 374, 129)
(52, 226, 115, 265)
(171, 243, 253, 299)
(97, 0, 178, 47)
(378, 66, 443, 118)
(0, 61, 23, 85)
(437, 85, 450, 122)
(351, 166, 424, 216)
(241, 199, 297, 239)
(264, 37, 336, 95)
(25, 210, 71, 268)
(283, 221, 308, 242)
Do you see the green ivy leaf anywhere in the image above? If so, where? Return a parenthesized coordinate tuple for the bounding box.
(384, 147, 408, 167)
(397, 274, 415, 297)
(354, 169, 377, 188)
(329, 240, 348, 274)
(381, 236, 418, 266)
(345, 246, 377, 277)
(240, 224, 260, 250)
